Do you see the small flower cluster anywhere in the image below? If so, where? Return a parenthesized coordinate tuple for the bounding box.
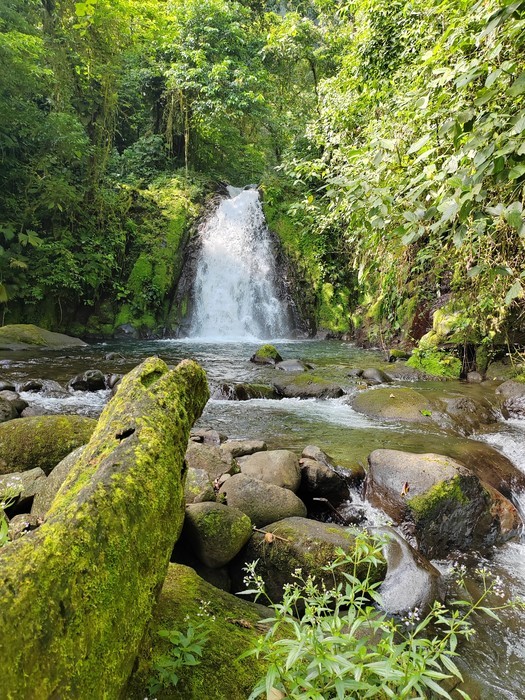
(402, 606, 421, 627)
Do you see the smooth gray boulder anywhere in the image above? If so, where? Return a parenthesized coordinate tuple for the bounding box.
(185, 441, 238, 481)
(275, 359, 311, 372)
(238, 449, 301, 492)
(220, 439, 267, 459)
(182, 502, 252, 568)
(375, 527, 443, 615)
(219, 474, 306, 527)
(495, 380, 525, 399)
(68, 369, 106, 392)
(0, 397, 17, 423)
(0, 468, 46, 504)
(362, 368, 392, 385)
(190, 428, 225, 446)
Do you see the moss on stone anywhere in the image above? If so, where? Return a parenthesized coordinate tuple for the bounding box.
(0, 324, 87, 350)
(408, 476, 469, 519)
(0, 414, 96, 475)
(0, 357, 209, 699)
(126, 564, 269, 700)
(352, 387, 435, 423)
(407, 348, 461, 379)
(254, 344, 281, 360)
(318, 283, 351, 333)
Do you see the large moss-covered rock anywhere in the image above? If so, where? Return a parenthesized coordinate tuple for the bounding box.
(0, 357, 208, 700)
(0, 414, 96, 475)
(31, 447, 86, 518)
(0, 324, 87, 350)
(250, 344, 283, 365)
(230, 517, 386, 603)
(352, 387, 436, 424)
(126, 564, 270, 700)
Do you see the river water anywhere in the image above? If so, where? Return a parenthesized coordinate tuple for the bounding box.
(3, 337, 525, 698)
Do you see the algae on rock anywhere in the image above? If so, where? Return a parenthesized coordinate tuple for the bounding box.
(0, 356, 209, 700)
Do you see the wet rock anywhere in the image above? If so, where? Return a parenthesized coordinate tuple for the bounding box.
(275, 359, 311, 372)
(20, 406, 46, 417)
(0, 380, 15, 391)
(366, 449, 520, 558)
(299, 458, 348, 506)
(0, 414, 96, 475)
(446, 440, 525, 496)
(230, 517, 386, 603)
(362, 368, 392, 385)
(185, 441, 238, 481)
(104, 352, 123, 361)
(31, 447, 85, 518)
(181, 502, 252, 568)
(18, 379, 65, 394)
(212, 382, 277, 400)
(220, 439, 267, 459)
(0, 397, 18, 423)
(106, 374, 122, 390)
(0, 390, 28, 415)
(238, 449, 301, 492)
(273, 377, 344, 399)
(503, 396, 525, 418)
(68, 369, 106, 392)
(219, 474, 306, 527)
(184, 467, 216, 504)
(114, 323, 139, 339)
(466, 371, 483, 383)
(0, 390, 18, 401)
(374, 527, 443, 615)
(352, 387, 436, 423)
(250, 344, 283, 366)
(438, 396, 496, 435)
(388, 349, 411, 362)
(0, 468, 47, 504)
(8, 513, 41, 541)
(347, 368, 364, 377)
(495, 380, 525, 400)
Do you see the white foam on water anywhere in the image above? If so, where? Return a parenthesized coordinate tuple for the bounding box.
(19, 389, 110, 417)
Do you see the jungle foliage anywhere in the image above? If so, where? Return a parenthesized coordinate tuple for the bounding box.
(0, 0, 524, 342)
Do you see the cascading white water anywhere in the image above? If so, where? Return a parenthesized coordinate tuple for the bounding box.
(188, 186, 291, 341)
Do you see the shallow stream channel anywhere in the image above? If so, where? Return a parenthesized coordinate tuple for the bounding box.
(5, 337, 525, 699)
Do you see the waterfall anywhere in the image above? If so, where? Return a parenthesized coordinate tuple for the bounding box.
(188, 186, 291, 341)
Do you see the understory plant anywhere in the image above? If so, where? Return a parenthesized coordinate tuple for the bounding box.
(242, 530, 523, 699)
(147, 622, 210, 695)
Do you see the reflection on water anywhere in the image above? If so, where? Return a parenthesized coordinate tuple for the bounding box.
(2, 338, 525, 696)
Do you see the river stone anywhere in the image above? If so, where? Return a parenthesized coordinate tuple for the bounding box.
(0, 414, 96, 475)
(219, 473, 307, 527)
(68, 369, 106, 392)
(212, 382, 277, 400)
(20, 406, 46, 417)
(503, 396, 525, 418)
(362, 368, 392, 385)
(230, 517, 386, 603)
(182, 502, 252, 568)
(366, 449, 518, 557)
(0, 390, 20, 402)
(238, 449, 301, 492)
(0, 324, 87, 351)
(220, 439, 267, 459)
(190, 428, 225, 445)
(250, 344, 283, 366)
(275, 359, 311, 372)
(273, 377, 344, 399)
(438, 396, 496, 435)
(352, 387, 435, 423)
(185, 441, 238, 481)
(0, 397, 18, 423)
(31, 447, 86, 518)
(18, 379, 65, 394)
(299, 458, 348, 505)
(184, 467, 215, 504)
(466, 371, 484, 383)
(8, 513, 41, 541)
(374, 527, 443, 615)
(0, 380, 15, 391)
(495, 380, 525, 399)
(0, 468, 46, 504)
(125, 564, 270, 700)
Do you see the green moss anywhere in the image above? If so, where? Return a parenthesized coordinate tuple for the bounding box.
(408, 476, 469, 518)
(0, 415, 96, 475)
(252, 344, 282, 361)
(126, 564, 269, 700)
(0, 357, 209, 699)
(318, 283, 351, 333)
(0, 324, 86, 350)
(407, 348, 461, 379)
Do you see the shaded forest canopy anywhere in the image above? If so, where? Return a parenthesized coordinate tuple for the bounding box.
(1, 0, 524, 352)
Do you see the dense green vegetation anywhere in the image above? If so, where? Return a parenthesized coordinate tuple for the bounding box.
(1, 0, 524, 358)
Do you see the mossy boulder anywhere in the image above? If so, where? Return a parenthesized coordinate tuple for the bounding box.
(181, 502, 253, 568)
(230, 517, 386, 603)
(352, 387, 436, 424)
(184, 467, 215, 504)
(0, 414, 96, 475)
(272, 373, 344, 399)
(126, 564, 270, 700)
(249, 344, 283, 365)
(0, 356, 209, 699)
(366, 449, 520, 558)
(406, 347, 462, 378)
(31, 447, 85, 518)
(0, 324, 87, 350)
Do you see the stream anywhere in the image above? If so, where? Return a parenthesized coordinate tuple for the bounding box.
(4, 337, 525, 698)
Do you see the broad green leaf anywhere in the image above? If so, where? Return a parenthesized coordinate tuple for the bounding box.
(505, 280, 523, 305)
(508, 163, 525, 180)
(407, 133, 431, 155)
(508, 72, 525, 96)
